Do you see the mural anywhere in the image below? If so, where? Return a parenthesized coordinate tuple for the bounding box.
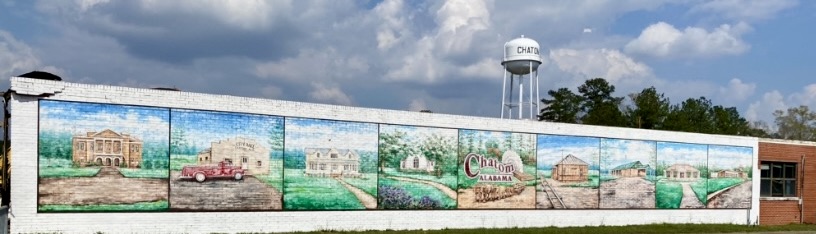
(457, 130, 536, 209)
(599, 139, 656, 209)
(377, 125, 458, 209)
(655, 142, 708, 209)
(283, 118, 379, 210)
(37, 100, 170, 212)
(707, 145, 753, 208)
(168, 110, 284, 211)
(536, 135, 600, 209)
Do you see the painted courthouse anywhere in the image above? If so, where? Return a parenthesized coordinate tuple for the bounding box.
(2, 75, 814, 233)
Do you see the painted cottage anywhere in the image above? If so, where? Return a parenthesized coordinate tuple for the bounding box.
(552, 154, 589, 182)
(610, 161, 650, 177)
(400, 154, 435, 173)
(663, 163, 700, 181)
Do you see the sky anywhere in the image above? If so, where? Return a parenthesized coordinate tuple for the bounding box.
(3, 0, 815, 127)
(708, 144, 753, 170)
(656, 141, 707, 166)
(39, 100, 170, 143)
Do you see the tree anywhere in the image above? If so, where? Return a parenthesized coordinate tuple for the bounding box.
(268, 124, 284, 152)
(420, 133, 456, 176)
(625, 87, 670, 129)
(663, 97, 715, 134)
(710, 105, 750, 135)
(538, 88, 584, 123)
(773, 105, 816, 141)
(378, 130, 410, 173)
(578, 78, 626, 127)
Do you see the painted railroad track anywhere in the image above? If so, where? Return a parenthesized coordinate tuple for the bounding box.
(541, 179, 566, 209)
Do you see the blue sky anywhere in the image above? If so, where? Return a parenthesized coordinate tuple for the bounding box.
(600, 138, 656, 171)
(170, 109, 282, 150)
(4, 1, 815, 129)
(39, 100, 169, 143)
(708, 145, 753, 170)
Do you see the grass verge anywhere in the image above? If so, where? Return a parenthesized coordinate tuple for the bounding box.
(274, 223, 816, 234)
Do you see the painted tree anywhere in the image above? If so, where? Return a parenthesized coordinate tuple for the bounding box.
(268, 124, 284, 152)
(170, 127, 189, 155)
(378, 130, 409, 172)
(420, 133, 456, 177)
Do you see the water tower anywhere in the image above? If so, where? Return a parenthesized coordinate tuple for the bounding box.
(500, 35, 542, 119)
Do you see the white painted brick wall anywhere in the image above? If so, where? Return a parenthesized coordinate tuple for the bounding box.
(8, 77, 760, 234)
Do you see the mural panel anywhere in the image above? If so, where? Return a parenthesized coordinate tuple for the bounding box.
(536, 135, 600, 209)
(283, 118, 379, 210)
(655, 142, 708, 209)
(707, 145, 753, 208)
(37, 100, 170, 212)
(168, 109, 284, 211)
(377, 125, 458, 209)
(599, 138, 656, 209)
(457, 130, 536, 209)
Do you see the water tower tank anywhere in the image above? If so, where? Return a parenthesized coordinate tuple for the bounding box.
(502, 36, 542, 75)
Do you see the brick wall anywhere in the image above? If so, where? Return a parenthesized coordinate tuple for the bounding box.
(8, 77, 761, 234)
(758, 140, 816, 225)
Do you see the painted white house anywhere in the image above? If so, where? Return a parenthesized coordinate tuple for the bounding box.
(399, 154, 435, 173)
(304, 147, 360, 177)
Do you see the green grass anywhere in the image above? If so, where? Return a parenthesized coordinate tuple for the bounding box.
(170, 154, 197, 171)
(255, 159, 284, 191)
(382, 168, 458, 189)
(38, 200, 168, 212)
(342, 173, 378, 196)
(279, 224, 816, 234)
(119, 168, 169, 178)
(39, 166, 100, 178)
(284, 169, 364, 210)
(708, 178, 746, 194)
(379, 177, 456, 209)
(655, 181, 683, 209)
(690, 180, 708, 204)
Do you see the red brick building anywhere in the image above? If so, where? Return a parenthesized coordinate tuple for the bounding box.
(758, 139, 816, 225)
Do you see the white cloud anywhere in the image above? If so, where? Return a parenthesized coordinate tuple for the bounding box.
(624, 21, 751, 58)
(0, 30, 62, 81)
(691, 0, 797, 22)
(708, 145, 753, 170)
(374, 0, 411, 51)
(308, 82, 353, 106)
(549, 48, 655, 86)
(285, 119, 378, 151)
(789, 84, 816, 107)
(656, 143, 708, 165)
(137, 0, 291, 30)
(601, 139, 655, 169)
(254, 48, 369, 82)
(746, 90, 787, 123)
(718, 78, 757, 103)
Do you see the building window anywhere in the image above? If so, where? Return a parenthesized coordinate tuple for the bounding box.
(242, 157, 248, 163)
(256, 161, 262, 167)
(331, 153, 338, 159)
(332, 164, 337, 170)
(761, 162, 797, 197)
(413, 157, 419, 168)
(319, 164, 325, 170)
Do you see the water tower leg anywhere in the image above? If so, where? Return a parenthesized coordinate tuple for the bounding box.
(509, 74, 514, 119)
(529, 61, 533, 119)
(519, 76, 523, 119)
(501, 68, 507, 119)
(535, 69, 540, 118)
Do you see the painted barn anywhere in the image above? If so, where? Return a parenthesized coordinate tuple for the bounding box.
(713, 169, 747, 179)
(304, 148, 360, 177)
(663, 163, 700, 181)
(551, 154, 589, 182)
(610, 161, 650, 177)
(400, 154, 435, 173)
(196, 137, 270, 175)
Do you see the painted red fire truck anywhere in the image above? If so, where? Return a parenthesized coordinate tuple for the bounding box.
(180, 160, 246, 182)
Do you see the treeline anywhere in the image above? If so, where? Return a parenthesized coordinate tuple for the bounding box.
(538, 78, 770, 137)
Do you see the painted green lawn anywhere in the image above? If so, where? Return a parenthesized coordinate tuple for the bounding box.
(382, 168, 457, 189)
(656, 182, 683, 209)
(170, 154, 197, 171)
(708, 178, 746, 194)
(38, 200, 168, 212)
(119, 168, 169, 178)
(255, 159, 284, 191)
(281, 223, 816, 234)
(342, 173, 378, 197)
(379, 177, 456, 209)
(690, 180, 707, 204)
(284, 169, 364, 210)
(39, 166, 100, 178)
